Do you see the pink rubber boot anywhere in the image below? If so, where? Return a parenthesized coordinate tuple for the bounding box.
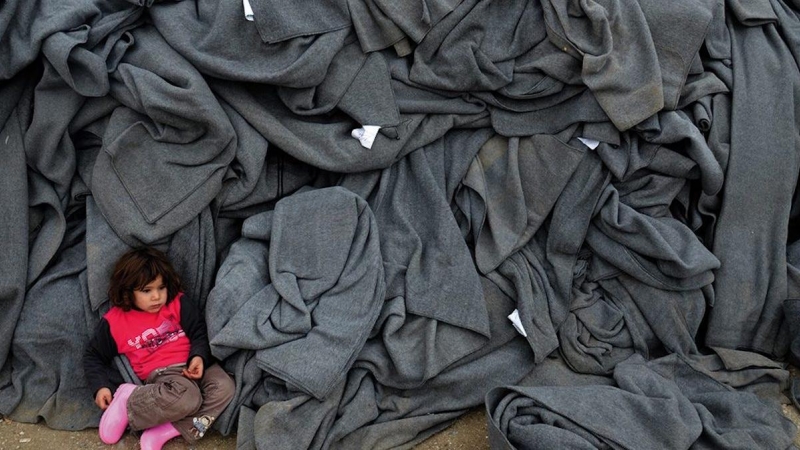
(99, 383, 137, 444)
(140, 422, 181, 450)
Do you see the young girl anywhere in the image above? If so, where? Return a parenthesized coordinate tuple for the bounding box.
(83, 247, 234, 450)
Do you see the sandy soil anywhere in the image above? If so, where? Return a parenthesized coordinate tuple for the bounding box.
(1, 395, 797, 450)
(0, 407, 489, 450)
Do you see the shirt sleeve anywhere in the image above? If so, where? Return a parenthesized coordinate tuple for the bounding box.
(179, 295, 212, 366)
(83, 318, 120, 397)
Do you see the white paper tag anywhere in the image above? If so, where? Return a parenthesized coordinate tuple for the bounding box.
(350, 125, 381, 149)
(577, 137, 600, 149)
(243, 0, 254, 21)
(507, 309, 527, 337)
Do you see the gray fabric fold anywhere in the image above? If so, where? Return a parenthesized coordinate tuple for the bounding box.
(92, 25, 236, 244)
(149, 0, 350, 86)
(0, 0, 138, 80)
(0, 218, 99, 430)
(208, 187, 385, 400)
(486, 353, 796, 450)
(706, 6, 800, 355)
(246, 0, 349, 44)
(0, 72, 34, 376)
(339, 131, 493, 388)
(541, 0, 662, 131)
(464, 130, 587, 275)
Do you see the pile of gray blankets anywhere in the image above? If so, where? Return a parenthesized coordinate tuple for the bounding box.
(1, 0, 799, 448)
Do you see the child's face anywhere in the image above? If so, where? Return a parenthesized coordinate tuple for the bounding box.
(133, 275, 168, 313)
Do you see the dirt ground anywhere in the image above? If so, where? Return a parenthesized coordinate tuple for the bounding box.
(0, 408, 489, 450)
(0, 393, 797, 450)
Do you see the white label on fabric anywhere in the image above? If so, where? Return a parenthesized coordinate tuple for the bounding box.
(507, 309, 527, 337)
(577, 137, 600, 149)
(243, 0, 254, 21)
(350, 125, 381, 149)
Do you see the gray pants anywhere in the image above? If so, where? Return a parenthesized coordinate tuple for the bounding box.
(126, 363, 234, 443)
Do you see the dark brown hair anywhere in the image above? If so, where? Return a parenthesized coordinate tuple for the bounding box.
(107, 247, 183, 311)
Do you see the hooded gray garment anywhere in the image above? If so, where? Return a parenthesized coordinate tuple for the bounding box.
(0, 70, 35, 375)
(208, 77, 490, 174)
(148, 0, 348, 86)
(0, 0, 140, 80)
(338, 130, 494, 388)
(461, 128, 587, 275)
(208, 187, 385, 400)
(230, 275, 533, 450)
(90, 25, 236, 246)
(486, 353, 797, 450)
(0, 217, 100, 430)
(706, 0, 800, 355)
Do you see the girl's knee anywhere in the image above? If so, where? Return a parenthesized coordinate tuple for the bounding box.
(204, 366, 235, 403)
(162, 378, 202, 417)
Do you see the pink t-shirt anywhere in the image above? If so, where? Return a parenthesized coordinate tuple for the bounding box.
(104, 294, 191, 380)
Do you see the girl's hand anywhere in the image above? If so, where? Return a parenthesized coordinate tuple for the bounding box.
(95, 388, 113, 410)
(182, 356, 204, 380)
